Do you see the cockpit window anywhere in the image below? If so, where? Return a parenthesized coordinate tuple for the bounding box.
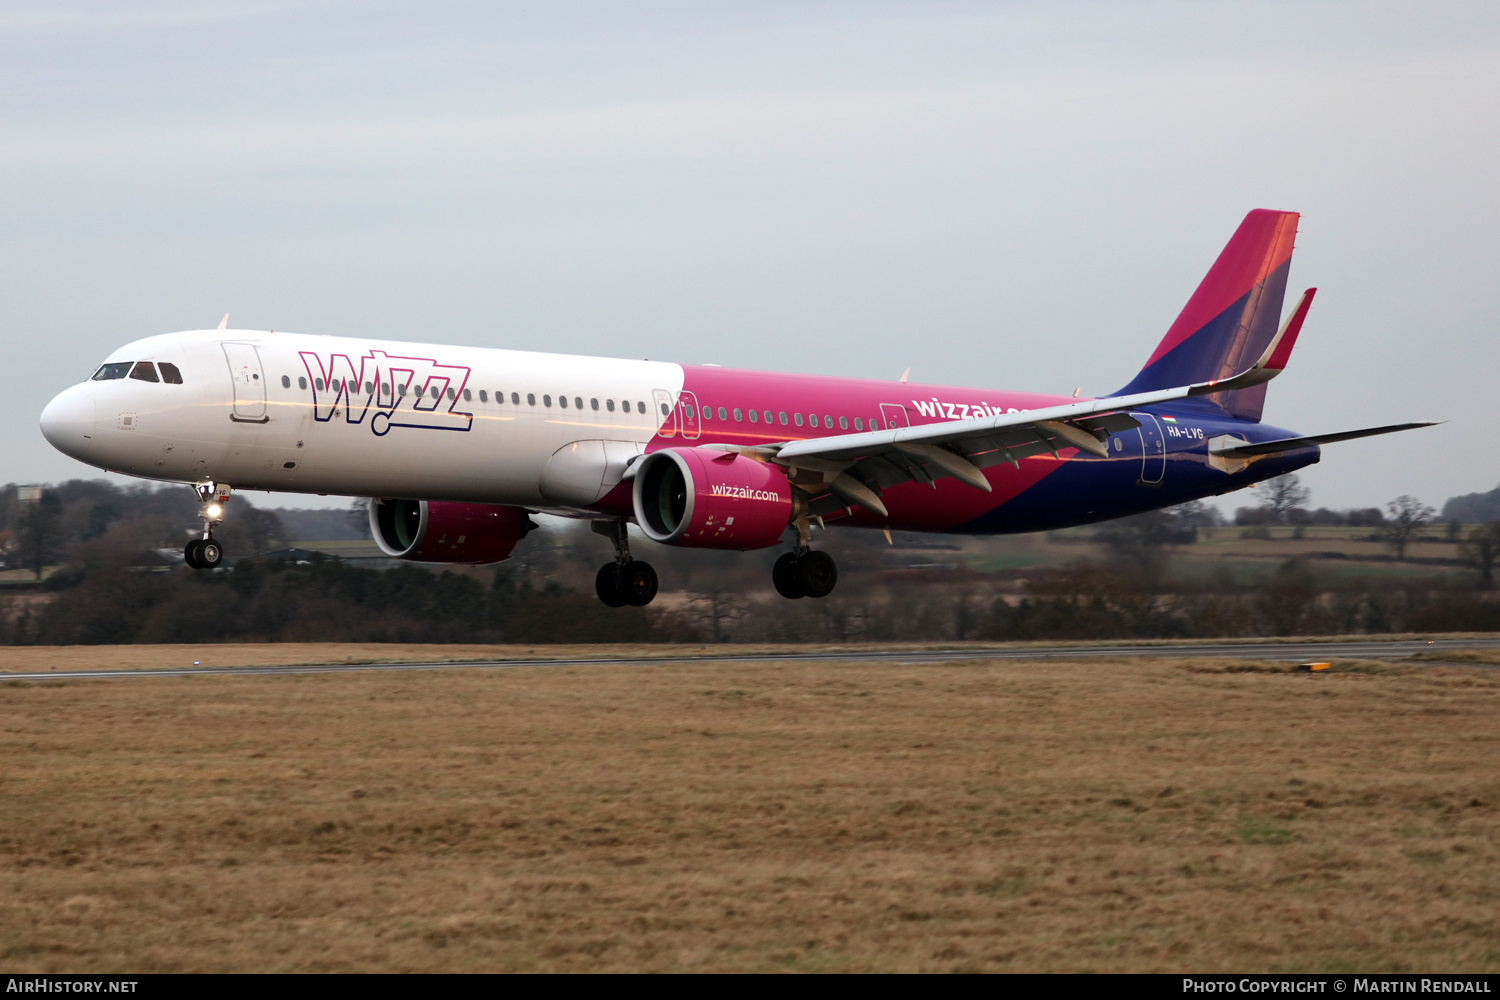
(91, 362, 132, 381)
(159, 362, 183, 384)
(129, 362, 160, 383)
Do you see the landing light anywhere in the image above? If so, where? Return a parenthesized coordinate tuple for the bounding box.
(206, 504, 223, 519)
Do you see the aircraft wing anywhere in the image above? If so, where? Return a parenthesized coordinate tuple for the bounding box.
(734, 291, 1319, 517)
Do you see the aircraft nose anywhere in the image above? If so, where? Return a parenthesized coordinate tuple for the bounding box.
(40, 385, 97, 460)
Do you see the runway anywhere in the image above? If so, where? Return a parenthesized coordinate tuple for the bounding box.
(3, 637, 1498, 683)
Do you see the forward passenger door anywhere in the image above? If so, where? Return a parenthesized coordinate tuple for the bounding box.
(222, 343, 268, 423)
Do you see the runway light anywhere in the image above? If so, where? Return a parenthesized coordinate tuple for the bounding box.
(1295, 662, 1331, 672)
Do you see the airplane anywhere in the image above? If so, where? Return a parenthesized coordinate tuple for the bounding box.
(39, 209, 1434, 606)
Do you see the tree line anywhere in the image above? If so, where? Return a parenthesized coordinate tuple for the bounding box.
(2, 475, 1499, 645)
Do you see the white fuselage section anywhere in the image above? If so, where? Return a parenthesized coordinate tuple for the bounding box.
(41, 330, 683, 511)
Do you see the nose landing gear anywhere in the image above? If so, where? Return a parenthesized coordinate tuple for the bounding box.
(772, 549, 837, 599)
(591, 520, 659, 607)
(184, 537, 223, 570)
(184, 482, 231, 570)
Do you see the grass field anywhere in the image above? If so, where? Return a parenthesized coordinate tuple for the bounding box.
(2, 646, 1497, 972)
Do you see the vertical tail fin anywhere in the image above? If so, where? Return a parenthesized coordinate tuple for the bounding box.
(1116, 209, 1299, 422)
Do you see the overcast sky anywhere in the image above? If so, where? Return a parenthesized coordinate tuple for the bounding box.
(4, 1, 1497, 514)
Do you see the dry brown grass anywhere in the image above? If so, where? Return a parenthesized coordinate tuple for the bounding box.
(1, 652, 1497, 972)
(1410, 649, 1500, 666)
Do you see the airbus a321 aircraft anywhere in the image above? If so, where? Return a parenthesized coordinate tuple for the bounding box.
(40, 210, 1432, 606)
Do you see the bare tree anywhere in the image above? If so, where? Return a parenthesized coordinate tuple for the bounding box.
(1383, 495, 1435, 561)
(347, 498, 372, 539)
(1259, 474, 1312, 525)
(1460, 523, 1500, 588)
(18, 491, 63, 580)
(691, 587, 742, 642)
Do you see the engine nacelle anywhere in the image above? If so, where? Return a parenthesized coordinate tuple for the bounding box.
(632, 447, 793, 550)
(369, 499, 532, 564)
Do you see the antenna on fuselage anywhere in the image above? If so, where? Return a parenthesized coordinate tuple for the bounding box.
(899, 367, 910, 383)
(217, 315, 229, 330)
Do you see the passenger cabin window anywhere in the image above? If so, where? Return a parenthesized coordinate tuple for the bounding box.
(637, 401, 646, 414)
(591, 398, 599, 410)
(463, 388, 471, 401)
(315, 378, 325, 391)
(840, 416, 849, 430)
(281, 375, 291, 388)
(129, 362, 159, 383)
(718, 407, 727, 420)
(749, 410, 758, 423)
(479, 390, 488, 403)
(574, 397, 582, 410)
(559, 396, 568, 408)
(606, 399, 615, 412)
(299, 376, 308, 390)
(159, 363, 183, 384)
(854, 418, 863, 430)
(794, 413, 803, 427)
(734, 408, 743, 421)
(91, 362, 132, 381)
(807, 414, 817, 428)
(544, 395, 552, 407)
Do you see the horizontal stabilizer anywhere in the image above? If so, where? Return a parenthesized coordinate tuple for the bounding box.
(1207, 421, 1440, 459)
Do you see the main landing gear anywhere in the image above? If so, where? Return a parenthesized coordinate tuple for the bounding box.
(772, 549, 837, 600)
(184, 482, 230, 570)
(592, 520, 658, 607)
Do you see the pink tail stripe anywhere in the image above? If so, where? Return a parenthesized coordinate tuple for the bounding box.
(1142, 210, 1299, 369)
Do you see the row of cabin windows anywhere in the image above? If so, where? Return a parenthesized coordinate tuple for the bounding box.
(690, 405, 882, 432)
(87, 362, 891, 433)
(89, 363, 889, 434)
(273, 375, 891, 433)
(280, 374, 650, 414)
(91, 361, 184, 384)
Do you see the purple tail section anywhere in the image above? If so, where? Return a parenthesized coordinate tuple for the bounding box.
(1116, 209, 1299, 422)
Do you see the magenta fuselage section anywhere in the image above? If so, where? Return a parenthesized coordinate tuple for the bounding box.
(616, 364, 1316, 536)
